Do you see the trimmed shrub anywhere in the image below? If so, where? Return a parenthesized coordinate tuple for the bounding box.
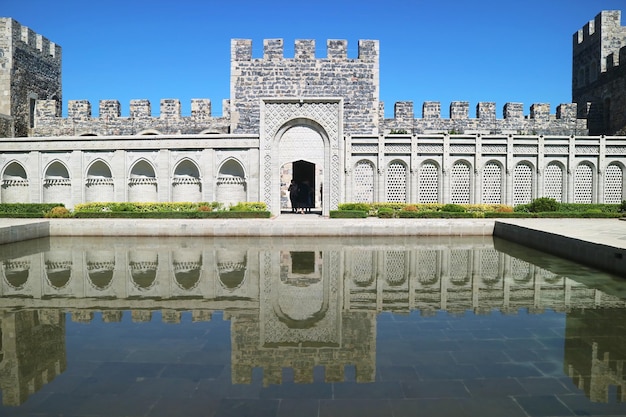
(229, 201, 267, 212)
(329, 210, 367, 218)
(338, 203, 371, 212)
(441, 203, 466, 213)
(45, 206, 72, 218)
(377, 207, 395, 218)
(528, 197, 559, 212)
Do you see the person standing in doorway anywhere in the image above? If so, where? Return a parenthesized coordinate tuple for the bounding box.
(288, 179, 299, 213)
(297, 180, 310, 214)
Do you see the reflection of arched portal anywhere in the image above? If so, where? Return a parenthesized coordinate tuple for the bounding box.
(129, 251, 158, 290)
(44, 252, 72, 289)
(86, 251, 115, 290)
(3, 258, 30, 289)
(217, 249, 247, 290)
(172, 250, 202, 290)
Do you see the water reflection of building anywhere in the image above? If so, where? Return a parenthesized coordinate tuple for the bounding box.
(0, 309, 65, 406)
(564, 309, 626, 403)
(1, 237, 626, 403)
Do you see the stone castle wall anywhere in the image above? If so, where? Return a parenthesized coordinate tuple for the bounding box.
(573, 10, 626, 135)
(0, 18, 61, 137)
(380, 101, 587, 135)
(33, 98, 230, 136)
(230, 39, 380, 135)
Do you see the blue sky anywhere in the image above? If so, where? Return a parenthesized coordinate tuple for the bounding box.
(2, 0, 625, 118)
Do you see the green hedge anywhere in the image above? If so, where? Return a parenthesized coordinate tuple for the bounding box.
(73, 211, 271, 219)
(329, 210, 368, 218)
(398, 211, 479, 218)
(0, 203, 64, 215)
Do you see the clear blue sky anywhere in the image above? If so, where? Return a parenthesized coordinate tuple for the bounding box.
(2, 0, 625, 118)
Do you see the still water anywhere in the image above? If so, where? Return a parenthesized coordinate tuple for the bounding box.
(0, 235, 626, 417)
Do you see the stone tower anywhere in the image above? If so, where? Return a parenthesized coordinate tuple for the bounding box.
(0, 18, 62, 137)
(572, 10, 626, 135)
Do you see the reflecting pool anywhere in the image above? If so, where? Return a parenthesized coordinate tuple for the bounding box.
(0, 235, 626, 416)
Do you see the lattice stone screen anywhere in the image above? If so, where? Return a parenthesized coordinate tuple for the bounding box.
(574, 163, 593, 203)
(544, 163, 563, 202)
(353, 160, 375, 203)
(450, 162, 471, 204)
(481, 162, 502, 204)
(386, 161, 407, 203)
(604, 164, 623, 204)
(384, 251, 407, 286)
(513, 163, 533, 205)
(351, 250, 375, 285)
(418, 162, 438, 203)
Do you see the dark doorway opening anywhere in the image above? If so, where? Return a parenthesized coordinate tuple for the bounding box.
(283, 160, 320, 215)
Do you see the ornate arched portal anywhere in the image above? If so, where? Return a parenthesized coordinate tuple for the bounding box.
(260, 98, 343, 216)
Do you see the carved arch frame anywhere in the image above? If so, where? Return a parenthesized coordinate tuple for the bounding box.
(260, 98, 343, 216)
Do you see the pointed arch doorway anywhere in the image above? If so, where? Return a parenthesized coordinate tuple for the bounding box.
(260, 98, 343, 217)
(281, 160, 323, 214)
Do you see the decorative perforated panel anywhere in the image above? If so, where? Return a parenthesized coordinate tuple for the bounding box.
(450, 250, 470, 285)
(513, 163, 533, 205)
(544, 163, 563, 202)
(481, 162, 501, 204)
(480, 249, 500, 284)
(386, 161, 407, 203)
(451, 162, 470, 204)
(418, 162, 439, 203)
(417, 250, 438, 285)
(353, 160, 375, 203)
(385, 251, 407, 286)
(351, 250, 375, 285)
(511, 258, 532, 283)
(604, 164, 623, 204)
(574, 163, 593, 203)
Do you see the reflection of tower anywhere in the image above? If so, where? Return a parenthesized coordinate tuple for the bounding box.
(564, 308, 626, 402)
(0, 310, 66, 405)
(231, 249, 376, 387)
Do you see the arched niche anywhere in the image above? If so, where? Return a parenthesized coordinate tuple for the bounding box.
(43, 161, 71, 206)
(216, 159, 246, 208)
(128, 160, 157, 202)
(86, 160, 114, 202)
(1, 161, 29, 203)
(172, 159, 201, 202)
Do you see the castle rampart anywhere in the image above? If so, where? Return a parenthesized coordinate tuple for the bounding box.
(0, 18, 61, 137)
(33, 98, 231, 136)
(381, 101, 586, 135)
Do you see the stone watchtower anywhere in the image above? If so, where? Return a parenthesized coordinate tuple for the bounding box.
(0, 18, 62, 137)
(572, 10, 626, 135)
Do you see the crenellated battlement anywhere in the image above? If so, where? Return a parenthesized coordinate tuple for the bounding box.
(231, 38, 378, 62)
(33, 98, 231, 136)
(0, 17, 61, 60)
(382, 101, 586, 135)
